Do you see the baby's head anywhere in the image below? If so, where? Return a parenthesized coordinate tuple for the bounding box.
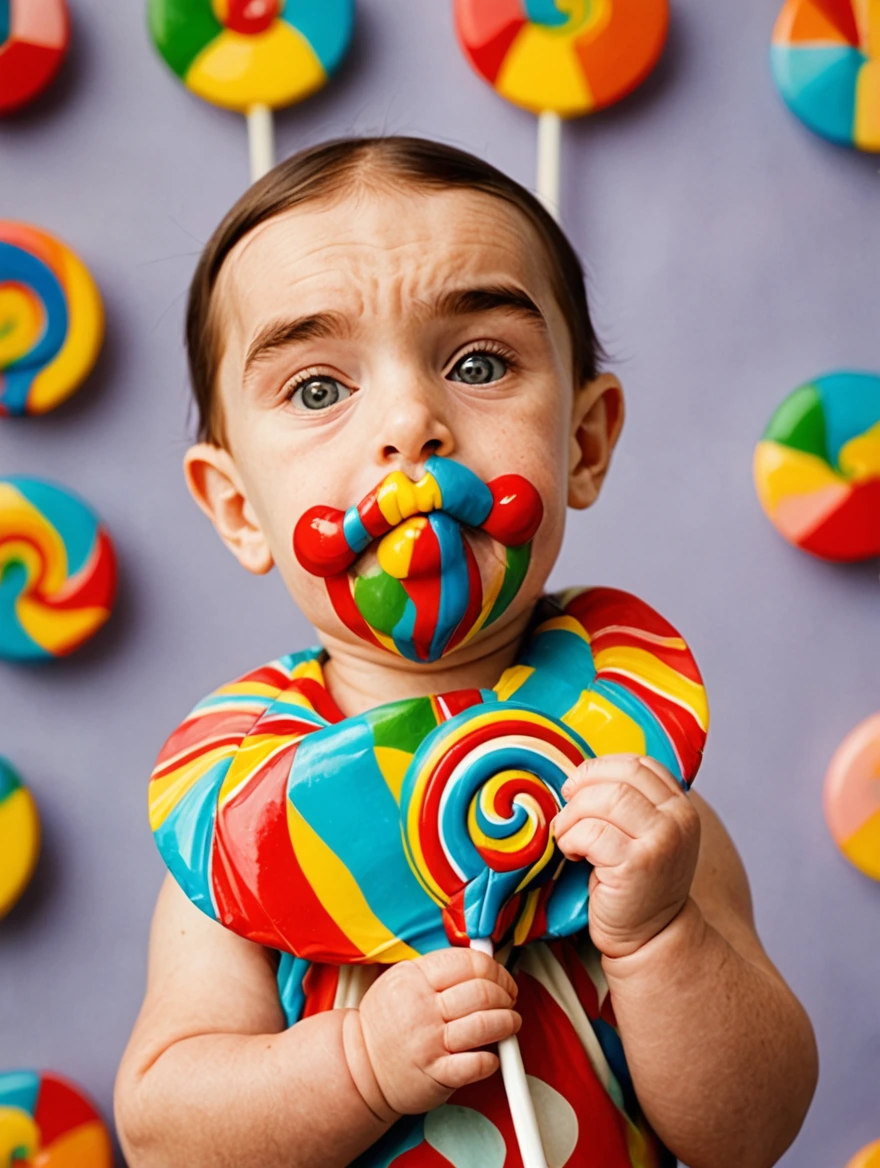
(183, 136, 624, 668)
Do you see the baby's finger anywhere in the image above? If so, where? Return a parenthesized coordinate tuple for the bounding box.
(554, 816, 632, 866)
(416, 947, 517, 999)
(444, 1008, 522, 1054)
(431, 1049, 500, 1091)
(439, 978, 515, 1023)
(554, 779, 659, 841)
(562, 755, 682, 805)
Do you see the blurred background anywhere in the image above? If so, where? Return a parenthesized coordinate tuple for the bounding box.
(1, 0, 878, 1164)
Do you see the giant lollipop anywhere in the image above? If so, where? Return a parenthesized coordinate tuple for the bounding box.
(454, 0, 669, 218)
(148, 0, 356, 182)
(150, 586, 707, 1165)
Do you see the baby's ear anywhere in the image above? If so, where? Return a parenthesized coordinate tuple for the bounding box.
(568, 373, 625, 510)
(183, 443, 274, 575)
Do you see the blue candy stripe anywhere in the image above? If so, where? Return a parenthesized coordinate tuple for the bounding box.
(289, 723, 449, 955)
(343, 507, 371, 554)
(0, 1069, 40, 1116)
(428, 513, 471, 661)
(280, 0, 355, 75)
(154, 758, 231, 921)
(276, 952, 310, 1027)
(771, 44, 862, 146)
(589, 678, 681, 782)
(818, 371, 880, 465)
(0, 562, 49, 660)
(0, 0, 10, 46)
(0, 242, 68, 416)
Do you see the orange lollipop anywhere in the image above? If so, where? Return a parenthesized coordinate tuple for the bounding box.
(454, 0, 669, 217)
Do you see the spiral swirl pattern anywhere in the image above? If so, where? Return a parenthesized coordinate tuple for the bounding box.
(0, 221, 103, 417)
(402, 705, 591, 944)
(0, 476, 117, 661)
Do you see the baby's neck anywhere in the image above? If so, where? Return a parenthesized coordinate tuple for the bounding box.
(319, 607, 536, 718)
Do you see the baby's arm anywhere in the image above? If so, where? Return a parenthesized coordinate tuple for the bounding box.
(555, 758, 818, 1168)
(115, 875, 520, 1168)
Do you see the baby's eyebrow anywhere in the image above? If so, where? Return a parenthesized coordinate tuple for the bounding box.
(243, 311, 348, 381)
(432, 284, 548, 330)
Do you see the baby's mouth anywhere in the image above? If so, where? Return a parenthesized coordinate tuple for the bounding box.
(293, 456, 543, 662)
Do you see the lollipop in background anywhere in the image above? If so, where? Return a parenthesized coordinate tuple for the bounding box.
(754, 371, 880, 562)
(454, 0, 669, 218)
(824, 713, 880, 881)
(147, 0, 356, 182)
(0, 0, 70, 114)
(0, 1070, 113, 1166)
(0, 220, 104, 417)
(0, 476, 118, 661)
(0, 758, 39, 918)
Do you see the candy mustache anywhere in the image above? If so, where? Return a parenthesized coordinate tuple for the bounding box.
(293, 456, 543, 578)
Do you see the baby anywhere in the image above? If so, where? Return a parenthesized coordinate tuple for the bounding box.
(115, 136, 817, 1168)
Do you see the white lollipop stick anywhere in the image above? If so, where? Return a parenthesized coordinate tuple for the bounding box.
(536, 111, 562, 222)
(470, 936, 548, 1168)
(247, 103, 275, 183)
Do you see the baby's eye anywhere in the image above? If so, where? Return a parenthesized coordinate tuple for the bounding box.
(288, 377, 352, 411)
(449, 351, 508, 386)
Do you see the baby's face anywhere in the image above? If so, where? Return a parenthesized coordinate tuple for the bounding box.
(191, 184, 616, 663)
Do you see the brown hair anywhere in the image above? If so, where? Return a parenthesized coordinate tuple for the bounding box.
(186, 135, 603, 446)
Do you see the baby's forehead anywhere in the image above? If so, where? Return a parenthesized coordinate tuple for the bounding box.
(218, 186, 556, 337)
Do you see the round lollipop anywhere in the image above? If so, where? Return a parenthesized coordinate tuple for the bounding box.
(0, 476, 117, 661)
(148, 0, 356, 181)
(754, 371, 880, 562)
(0, 757, 39, 917)
(771, 0, 879, 152)
(401, 703, 592, 1168)
(0, 0, 70, 114)
(0, 1070, 113, 1166)
(824, 713, 880, 881)
(454, 0, 669, 217)
(848, 1141, 880, 1168)
(0, 221, 104, 417)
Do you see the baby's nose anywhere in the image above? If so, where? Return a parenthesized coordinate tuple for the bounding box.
(378, 394, 455, 473)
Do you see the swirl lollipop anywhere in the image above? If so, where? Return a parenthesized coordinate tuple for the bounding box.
(401, 703, 592, 1168)
(0, 476, 117, 661)
(0, 221, 104, 417)
(148, 0, 356, 181)
(454, 0, 669, 217)
(0, 0, 70, 114)
(0, 1070, 113, 1166)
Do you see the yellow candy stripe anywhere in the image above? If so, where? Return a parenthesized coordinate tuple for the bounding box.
(754, 440, 846, 512)
(593, 645, 710, 732)
(149, 743, 238, 831)
(497, 20, 595, 117)
(376, 470, 442, 526)
(28, 242, 104, 415)
(840, 421, 880, 481)
(0, 1107, 38, 1164)
(186, 23, 326, 113)
(286, 800, 418, 963)
(0, 786, 40, 917)
(842, 809, 880, 881)
(564, 689, 647, 757)
(0, 284, 43, 365)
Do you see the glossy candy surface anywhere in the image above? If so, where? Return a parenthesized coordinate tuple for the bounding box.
(754, 371, 880, 561)
(0, 222, 103, 417)
(0, 1070, 112, 1166)
(148, 0, 355, 113)
(824, 713, 880, 881)
(0, 758, 39, 918)
(0, 0, 69, 114)
(0, 477, 117, 661)
(149, 586, 709, 962)
(294, 455, 544, 663)
(772, 0, 880, 151)
(454, 0, 669, 117)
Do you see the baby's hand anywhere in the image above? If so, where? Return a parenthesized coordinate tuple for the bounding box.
(343, 949, 520, 1119)
(553, 754, 701, 960)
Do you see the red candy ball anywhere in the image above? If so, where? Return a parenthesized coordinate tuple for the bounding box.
(484, 476, 544, 546)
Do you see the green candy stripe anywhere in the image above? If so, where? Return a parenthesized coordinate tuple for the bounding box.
(370, 697, 439, 754)
(762, 383, 828, 460)
(148, 0, 223, 81)
(485, 543, 532, 629)
(0, 759, 22, 805)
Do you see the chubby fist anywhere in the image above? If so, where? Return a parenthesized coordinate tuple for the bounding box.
(553, 754, 701, 960)
(342, 948, 521, 1120)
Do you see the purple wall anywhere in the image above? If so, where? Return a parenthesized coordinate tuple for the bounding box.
(1, 1, 878, 1164)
